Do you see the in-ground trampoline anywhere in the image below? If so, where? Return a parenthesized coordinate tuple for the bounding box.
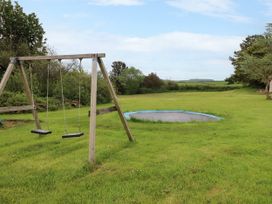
(124, 110, 222, 123)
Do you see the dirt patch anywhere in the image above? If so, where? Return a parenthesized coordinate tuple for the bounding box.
(207, 186, 223, 198)
(0, 119, 33, 129)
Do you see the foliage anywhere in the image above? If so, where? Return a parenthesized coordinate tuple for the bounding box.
(97, 72, 111, 104)
(109, 61, 127, 94)
(0, 91, 28, 106)
(227, 35, 263, 85)
(177, 81, 242, 92)
(227, 24, 272, 93)
(143, 72, 163, 89)
(0, 0, 46, 77)
(164, 80, 179, 90)
(0, 89, 271, 203)
(118, 67, 144, 94)
(0, 66, 111, 110)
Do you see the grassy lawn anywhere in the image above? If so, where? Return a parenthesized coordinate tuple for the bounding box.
(0, 89, 271, 203)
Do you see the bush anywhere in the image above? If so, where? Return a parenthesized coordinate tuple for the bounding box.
(177, 83, 241, 92)
(0, 91, 28, 106)
(0, 91, 61, 112)
(118, 67, 144, 95)
(164, 80, 179, 90)
(143, 73, 163, 89)
(97, 73, 111, 104)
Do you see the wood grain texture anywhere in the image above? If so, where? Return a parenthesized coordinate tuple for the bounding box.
(0, 105, 34, 113)
(89, 57, 98, 164)
(13, 53, 105, 61)
(0, 62, 15, 96)
(19, 63, 41, 129)
(88, 106, 117, 116)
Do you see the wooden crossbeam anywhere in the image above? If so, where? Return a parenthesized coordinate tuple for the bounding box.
(0, 105, 34, 113)
(97, 106, 117, 115)
(0, 62, 15, 96)
(88, 106, 117, 116)
(12, 53, 105, 61)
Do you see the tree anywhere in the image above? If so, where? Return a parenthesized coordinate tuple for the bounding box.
(165, 80, 179, 90)
(240, 38, 272, 99)
(109, 61, 128, 94)
(0, 0, 46, 77)
(228, 24, 272, 99)
(118, 67, 144, 94)
(143, 72, 163, 89)
(227, 35, 264, 86)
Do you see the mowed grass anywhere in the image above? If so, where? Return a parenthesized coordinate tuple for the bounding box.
(0, 89, 272, 203)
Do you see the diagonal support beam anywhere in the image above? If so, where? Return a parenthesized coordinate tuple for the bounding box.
(18, 62, 41, 129)
(97, 57, 135, 142)
(0, 60, 15, 96)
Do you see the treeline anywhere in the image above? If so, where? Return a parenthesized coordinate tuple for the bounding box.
(226, 23, 272, 99)
(108, 61, 240, 95)
(0, 1, 111, 110)
(108, 61, 179, 95)
(0, 60, 111, 110)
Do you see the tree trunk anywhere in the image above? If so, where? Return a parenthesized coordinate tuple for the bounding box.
(267, 80, 272, 100)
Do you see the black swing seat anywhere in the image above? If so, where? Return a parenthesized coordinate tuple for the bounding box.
(31, 129, 52, 135)
(62, 132, 84, 139)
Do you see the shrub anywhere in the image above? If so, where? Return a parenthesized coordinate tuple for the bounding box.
(143, 73, 163, 89)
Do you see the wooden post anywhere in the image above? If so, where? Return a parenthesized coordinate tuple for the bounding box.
(18, 62, 41, 129)
(0, 60, 15, 96)
(97, 57, 135, 142)
(89, 57, 98, 164)
(269, 80, 272, 93)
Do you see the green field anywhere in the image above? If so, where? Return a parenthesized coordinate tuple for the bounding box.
(177, 80, 231, 86)
(0, 89, 272, 203)
(177, 81, 242, 92)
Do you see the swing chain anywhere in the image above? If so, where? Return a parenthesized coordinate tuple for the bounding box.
(29, 62, 35, 106)
(46, 60, 50, 130)
(78, 58, 83, 131)
(59, 59, 68, 133)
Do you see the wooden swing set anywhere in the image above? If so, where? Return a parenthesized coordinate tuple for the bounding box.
(0, 53, 135, 164)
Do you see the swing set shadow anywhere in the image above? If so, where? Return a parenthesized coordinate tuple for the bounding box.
(0, 53, 135, 164)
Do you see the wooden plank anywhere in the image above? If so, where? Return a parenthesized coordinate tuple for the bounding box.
(19, 63, 41, 129)
(13, 53, 105, 61)
(89, 57, 98, 164)
(97, 106, 117, 115)
(0, 105, 34, 113)
(97, 57, 135, 142)
(0, 62, 15, 96)
(88, 106, 117, 116)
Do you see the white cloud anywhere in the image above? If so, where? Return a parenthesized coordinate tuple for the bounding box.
(46, 27, 242, 79)
(119, 32, 242, 53)
(46, 28, 242, 55)
(166, 0, 250, 22)
(89, 0, 143, 6)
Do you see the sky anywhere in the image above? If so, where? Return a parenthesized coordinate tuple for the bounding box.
(16, 0, 272, 80)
